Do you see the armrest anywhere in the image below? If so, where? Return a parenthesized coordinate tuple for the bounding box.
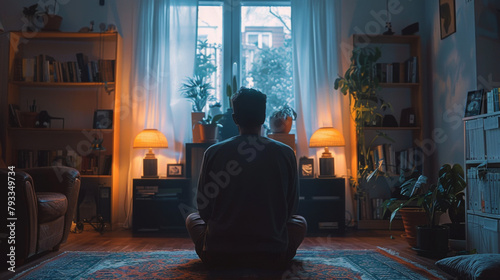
(0, 169, 38, 259)
(22, 166, 81, 243)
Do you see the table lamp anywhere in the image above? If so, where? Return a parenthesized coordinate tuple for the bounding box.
(133, 129, 168, 178)
(309, 127, 345, 177)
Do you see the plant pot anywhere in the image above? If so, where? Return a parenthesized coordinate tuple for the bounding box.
(19, 112, 38, 128)
(415, 225, 449, 258)
(399, 208, 427, 247)
(191, 112, 205, 143)
(199, 124, 218, 143)
(42, 15, 62, 31)
(269, 116, 292, 133)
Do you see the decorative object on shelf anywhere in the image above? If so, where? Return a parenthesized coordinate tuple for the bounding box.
(309, 127, 345, 177)
(91, 136, 106, 151)
(382, 163, 466, 255)
(382, 114, 398, 127)
(35, 110, 65, 128)
(198, 114, 223, 143)
(400, 107, 416, 127)
(439, 0, 456, 39)
(23, 1, 63, 32)
(18, 111, 38, 128)
(382, 0, 394, 35)
(464, 89, 485, 117)
(402, 22, 419, 36)
(269, 104, 297, 134)
(299, 156, 314, 178)
(0, 16, 4, 32)
(167, 164, 184, 177)
(133, 129, 168, 178)
(78, 20, 95, 33)
(93, 110, 113, 129)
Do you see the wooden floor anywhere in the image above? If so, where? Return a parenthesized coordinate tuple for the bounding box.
(1, 227, 452, 279)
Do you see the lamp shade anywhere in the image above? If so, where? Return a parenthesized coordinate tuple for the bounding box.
(309, 127, 345, 148)
(133, 129, 168, 149)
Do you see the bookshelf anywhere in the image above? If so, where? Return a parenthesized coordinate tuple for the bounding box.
(351, 35, 424, 230)
(0, 31, 120, 223)
(464, 111, 500, 253)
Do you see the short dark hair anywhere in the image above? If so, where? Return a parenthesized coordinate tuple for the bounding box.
(231, 87, 267, 127)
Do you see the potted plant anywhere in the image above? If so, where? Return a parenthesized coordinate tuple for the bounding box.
(23, 1, 62, 32)
(382, 164, 466, 256)
(269, 104, 297, 134)
(40, 0, 62, 31)
(219, 77, 239, 140)
(198, 114, 223, 143)
(181, 75, 214, 143)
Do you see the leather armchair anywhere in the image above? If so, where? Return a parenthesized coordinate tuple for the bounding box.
(1, 166, 80, 266)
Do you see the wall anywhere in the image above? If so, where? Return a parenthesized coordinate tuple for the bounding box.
(423, 0, 476, 175)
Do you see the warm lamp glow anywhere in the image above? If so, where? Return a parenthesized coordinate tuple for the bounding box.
(309, 127, 345, 177)
(133, 129, 168, 178)
(309, 127, 345, 148)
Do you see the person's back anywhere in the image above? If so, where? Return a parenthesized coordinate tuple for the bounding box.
(186, 87, 306, 268)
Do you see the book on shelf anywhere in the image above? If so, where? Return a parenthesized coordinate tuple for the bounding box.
(8, 104, 22, 128)
(467, 167, 500, 214)
(465, 118, 486, 161)
(375, 57, 418, 84)
(486, 88, 500, 113)
(396, 146, 424, 175)
(484, 115, 500, 161)
(370, 144, 397, 175)
(17, 53, 115, 83)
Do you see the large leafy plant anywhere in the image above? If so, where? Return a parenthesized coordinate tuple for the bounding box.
(382, 163, 466, 229)
(181, 75, 214, 112)
(334, 46, 391, 183)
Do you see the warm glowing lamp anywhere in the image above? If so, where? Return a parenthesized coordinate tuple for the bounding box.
(133, 129, 168, 178)
(309, 127, 345, 177)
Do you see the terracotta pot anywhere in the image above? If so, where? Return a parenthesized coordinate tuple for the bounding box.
(199, 124, 218, 143)
(19, 112, 38, 128)
(42, 15, 62, 31)
(269, 116, 292, 133)
(191, 112, 205, 143)
(399, 208, 426, 247)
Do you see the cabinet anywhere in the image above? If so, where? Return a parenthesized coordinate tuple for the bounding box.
(0, 32, 119, 224)
(352, 35, 424, 229)
(298, 178, 345, 234)
(132, 178, 192, 234)
(464, 112, 500, 253)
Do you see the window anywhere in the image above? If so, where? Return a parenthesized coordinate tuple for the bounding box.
(197, 0, 292, 120)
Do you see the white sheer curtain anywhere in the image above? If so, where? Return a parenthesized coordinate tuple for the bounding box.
(122, 0, 198, 228)
(292, 0, 353, 220)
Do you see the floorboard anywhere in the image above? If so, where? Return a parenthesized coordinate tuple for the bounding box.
(1, 227, 453, 279)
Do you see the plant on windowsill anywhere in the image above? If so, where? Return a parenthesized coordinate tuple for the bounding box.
(334, 46, 392, 192)
(381, 163, 466, 256)
(219, 77, 239, 140)
(269, 104, 297, 134)
(198, 114, 223, 143)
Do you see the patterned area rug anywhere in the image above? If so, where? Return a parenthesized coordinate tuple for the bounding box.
(10, 249, 444, 279)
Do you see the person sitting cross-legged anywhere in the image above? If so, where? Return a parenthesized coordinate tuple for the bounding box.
(185, 87, 307, 269)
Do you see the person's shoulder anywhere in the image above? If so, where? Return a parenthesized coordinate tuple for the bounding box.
(262, 136, 295, 154)
(204, 136, 239, 154)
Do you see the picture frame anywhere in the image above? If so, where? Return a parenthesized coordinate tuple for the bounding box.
(93, 110, 113, 129)
(439, 0, 456, 39)
(464, 89, 485, 118)
(167, 164, 184, 177)
(299, 156, 314, 178)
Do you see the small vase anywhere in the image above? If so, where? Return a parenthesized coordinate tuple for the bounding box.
(42, 15, 62, 31)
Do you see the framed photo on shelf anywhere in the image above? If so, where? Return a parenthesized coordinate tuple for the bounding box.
(439, 0, 456, 39)
(167, 164, 184, 177)
(93, 110, 113, 129)
(299, 157, 314, 178)
(464, 89, 484, 117)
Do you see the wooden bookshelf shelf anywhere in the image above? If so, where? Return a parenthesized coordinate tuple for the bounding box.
(364, 126, 421, 131)
(379, 82, 420, 88)
(10, 81, 115, 87)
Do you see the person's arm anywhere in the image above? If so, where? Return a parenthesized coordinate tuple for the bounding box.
(197, 150, 213, 222)
(287, 150, 299, 219)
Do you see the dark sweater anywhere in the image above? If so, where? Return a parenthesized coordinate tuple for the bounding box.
(197, 135, 298, 254)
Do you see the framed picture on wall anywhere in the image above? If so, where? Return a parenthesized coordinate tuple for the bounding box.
(299, 157, 314, 178)
(93, 110, 113, 129)
(167, 164, 184, 177)
(439, 0, 456, 39)
(464, 90, 485, 118)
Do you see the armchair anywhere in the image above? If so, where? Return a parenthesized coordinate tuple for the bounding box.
(1, 166, 80, 266)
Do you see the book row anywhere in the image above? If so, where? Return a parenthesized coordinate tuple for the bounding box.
(466, 116, 500, 161)
(16, 149, 112, 175)
(467, 167, 500, 214)
(370, 144, 424, 176)
(16, 54, 115, 83)
(486, 88, 500, 114)
(375, 56, 419, 84)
